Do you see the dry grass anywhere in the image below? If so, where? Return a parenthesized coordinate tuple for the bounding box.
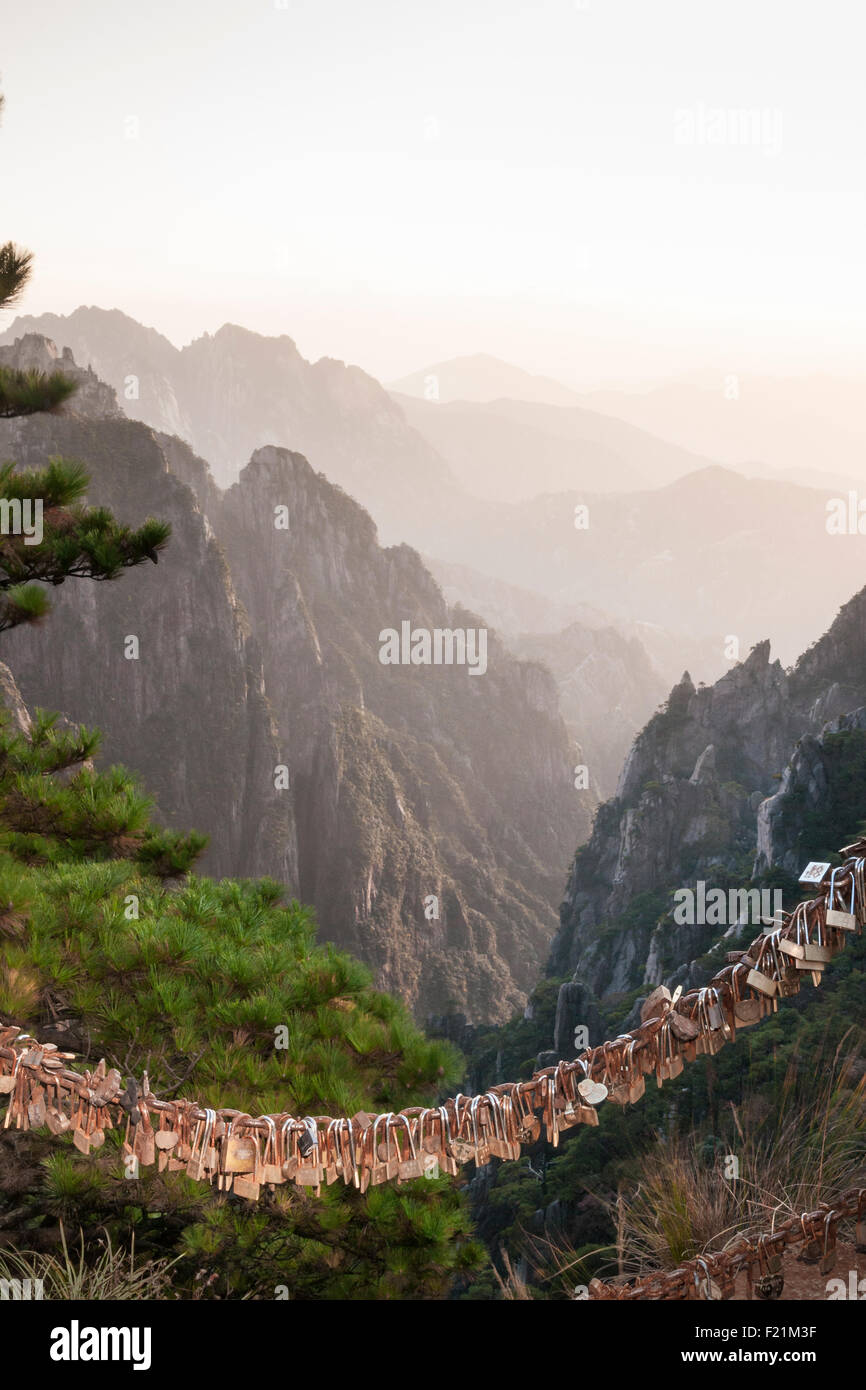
(0, 1224, 182, 1300)
(523, 1032, 865, 1295)
(491, 1247, 534, 1300)
(615, 1033, 866, 1276)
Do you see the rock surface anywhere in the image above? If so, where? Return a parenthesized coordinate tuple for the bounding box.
(755, 706, 866, 877)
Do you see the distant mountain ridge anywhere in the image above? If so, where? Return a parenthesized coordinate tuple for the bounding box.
(391, 391, 715, 501)
(0, 307, 724, 533)
(389, 353, 582, 407)
(9, 314, 865, 714)
(583, 373, 866, 485)
(422, 559, 676, 795)
(510, 622, 668, 799)
(1, 308, 456, 546)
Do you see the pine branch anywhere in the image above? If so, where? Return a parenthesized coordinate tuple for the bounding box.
(28, 710, 101, 771)
(135, 828, 209, 877)
(0, 458, 171, 632)
(0, 584, 49, 632)
(0, 459, 90, 507)
(0, 367, 78, 418)
(0, 242, 34, 312)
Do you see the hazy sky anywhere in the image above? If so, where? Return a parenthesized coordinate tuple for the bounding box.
(2, 0, 864, 384)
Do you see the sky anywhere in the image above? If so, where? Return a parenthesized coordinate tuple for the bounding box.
(2, 0, 865, 385)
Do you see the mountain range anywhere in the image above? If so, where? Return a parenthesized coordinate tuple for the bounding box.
(0, 333, 590, 1023)
(1, 308, 454, 544)
(8, 310, 866, 801)
(391, 391, 713, 501)
(1, 313, 864, 1050)
(8, 312, 866, 675)
(390, 353, 583, 408)
(393, 352, 866, 494)
(584, 373, 866, 489)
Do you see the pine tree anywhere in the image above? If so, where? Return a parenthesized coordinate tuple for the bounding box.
(0, 705, 483, 1298)
(0, 94, 170, 634)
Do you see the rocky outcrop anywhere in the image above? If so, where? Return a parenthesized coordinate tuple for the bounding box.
(0, 336, 296, 887)
(755, 706, 866, 877)
(551, 592, 866, 1001)
(0, 311, 189, 438)
(2, 334, 121, 419)
(0, 659, 32, 737)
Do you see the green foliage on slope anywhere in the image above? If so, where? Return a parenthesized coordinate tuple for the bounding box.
(0, 708, 484, 1298)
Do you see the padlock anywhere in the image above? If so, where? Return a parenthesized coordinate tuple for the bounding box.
(732, 966, 762, 1025)
(754, 1273, 784, 1299)
(261, 1116, 284, 1186)
(232, 1124, 262, 1201)
(694, 1259, 723, 1301)
(640, 985, 671, 1024)
(819, 1212, 838, 1276)
(825, 866, 857, 931)
(797, 1213, 823, 1264)
(395, 1114, 425, 1179)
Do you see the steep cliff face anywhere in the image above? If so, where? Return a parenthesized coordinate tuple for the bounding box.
(216, 445, 591, 1021)
(0, 336, 296, 887)
(551, 590, 866, 1001)
(755, 707, 866, 877)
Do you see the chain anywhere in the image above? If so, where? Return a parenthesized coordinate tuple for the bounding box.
(588, 1189, 866, 1300)
(1, 842, 864, 1198)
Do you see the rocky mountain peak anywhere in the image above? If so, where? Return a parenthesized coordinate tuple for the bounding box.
(213, 437, 589, 1021)
(0, 333, 121, 420)
(551, 585, 866, 998)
